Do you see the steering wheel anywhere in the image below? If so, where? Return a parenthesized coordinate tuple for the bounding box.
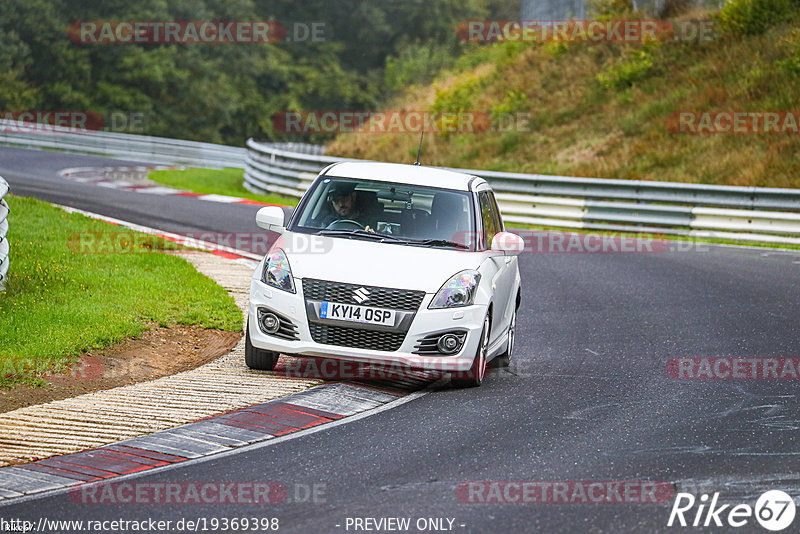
(326, 219, 365, 230)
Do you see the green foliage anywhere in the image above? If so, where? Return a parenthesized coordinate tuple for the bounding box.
(776, 50, 800, 76)
(543, 41, 570, 58)
(432, 76, 485, 113)
(774, 28, 800, 77)
(588, 0, 637, 18)
(452, 41, 529, 72)
(597, 48, 655, 90)
(497, 131, 522, 155)
(0, 30, 39, 109)
(384, 43, 461, 92)
(491, 89, 528, 116)
(717, 0, 797, 35)
(0, 0, 494, 145)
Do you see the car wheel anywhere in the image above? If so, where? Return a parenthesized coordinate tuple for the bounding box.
(453, 315, 490, 388)
(245, 319, 280, 371)
(492, 308, 516, 368)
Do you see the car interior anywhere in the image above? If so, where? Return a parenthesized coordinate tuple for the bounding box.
(297, 179, 473, 246)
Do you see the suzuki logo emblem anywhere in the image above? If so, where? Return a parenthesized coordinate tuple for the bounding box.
(353, 287, 371, 304)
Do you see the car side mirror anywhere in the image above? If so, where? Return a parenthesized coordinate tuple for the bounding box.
(255, 206, 286, 234)
(491, 231, 525, 255)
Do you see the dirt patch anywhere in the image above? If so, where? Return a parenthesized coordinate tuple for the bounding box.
(0, 324, 241, 413)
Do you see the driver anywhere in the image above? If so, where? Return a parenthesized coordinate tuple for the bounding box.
(320, 182, 376, 230)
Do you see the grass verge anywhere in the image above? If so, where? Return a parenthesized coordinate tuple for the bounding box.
(148, 167, 299, 206)
(0, 195, 242, 387)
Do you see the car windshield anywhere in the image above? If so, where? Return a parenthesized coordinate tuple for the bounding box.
(290, 177, 475, 249)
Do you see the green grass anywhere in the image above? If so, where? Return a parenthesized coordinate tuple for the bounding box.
(148, 168, 299, 206)
(0, 195, 242, 387)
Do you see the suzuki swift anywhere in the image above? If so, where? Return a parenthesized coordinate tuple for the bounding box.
(246, 161, 523, 387)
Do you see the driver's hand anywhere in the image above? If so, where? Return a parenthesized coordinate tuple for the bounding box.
(364, 225, 375, 233)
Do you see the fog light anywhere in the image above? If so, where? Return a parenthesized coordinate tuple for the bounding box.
(261, 312, 280, 334)
(437, 334, 460, 354)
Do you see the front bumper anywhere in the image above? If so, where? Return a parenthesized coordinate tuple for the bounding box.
(248, 278, 485, 372)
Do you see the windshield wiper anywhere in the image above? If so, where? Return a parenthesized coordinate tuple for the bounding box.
(317, 230, 468, 249)
(404, 238, 470, 250)
(317, 229, 405, 242)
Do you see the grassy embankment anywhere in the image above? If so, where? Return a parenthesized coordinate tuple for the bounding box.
(0, 195, 242, 387)
(327, 5, 800, 188)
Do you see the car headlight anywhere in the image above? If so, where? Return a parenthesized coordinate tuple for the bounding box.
(429, 270, 481, 309)
(261, 249, 295, 293)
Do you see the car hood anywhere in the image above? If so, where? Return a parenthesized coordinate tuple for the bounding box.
(277, 232, 482, 293)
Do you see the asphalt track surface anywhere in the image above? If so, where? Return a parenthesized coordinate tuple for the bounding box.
(2, 146, 800, 533)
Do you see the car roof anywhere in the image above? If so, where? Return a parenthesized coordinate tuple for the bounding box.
(324, 161, 483, 192)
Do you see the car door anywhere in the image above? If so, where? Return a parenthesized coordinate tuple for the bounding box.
(478, 189, 516, 347)
(490, 190, 519, 327)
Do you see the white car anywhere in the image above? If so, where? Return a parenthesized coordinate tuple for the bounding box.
(245, 161, 523, 387)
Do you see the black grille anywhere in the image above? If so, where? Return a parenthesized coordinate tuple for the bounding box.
(308, 323, 406, 352)
(302, 278, 424, 311)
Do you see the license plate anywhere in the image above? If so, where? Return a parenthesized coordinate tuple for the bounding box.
(319, 302, 395, 326)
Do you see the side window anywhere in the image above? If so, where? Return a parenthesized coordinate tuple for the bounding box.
(478, 191, 497, 249)
(489, 191, 503, 232)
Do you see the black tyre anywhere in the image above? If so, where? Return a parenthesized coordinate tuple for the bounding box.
(452, 315, 490, 388)
(245, 319, 280, 371)
(492, 308, 516, 368)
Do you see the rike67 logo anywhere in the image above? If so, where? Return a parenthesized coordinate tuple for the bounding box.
(668, 490, 796, 531)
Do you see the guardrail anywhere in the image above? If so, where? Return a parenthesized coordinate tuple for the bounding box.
(244, 139, 800, 245)
(243, 139, 343, 197)
(0, 120, 246, 169)
(0, 177, 9, 290)
(1, 121, 797, 246)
